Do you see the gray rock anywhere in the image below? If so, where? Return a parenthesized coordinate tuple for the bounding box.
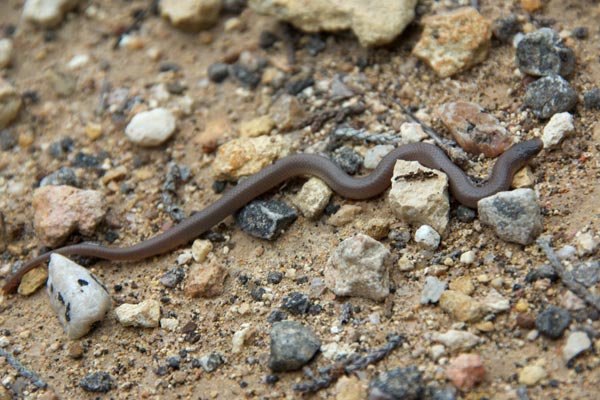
(368, 366, 424, 400)
(420, 276, 447, 305)
(332, 146, 363, 175)
(478, 189, 543, 245)
(524, 75, 578, 119)
(583, 88, 600, 110)
(39, 166, 79, 187)
(207, 62, 229, 83)
(199, 353, 224, 372)
(325, 234, 391, 301)
(160, 267, 185, 288)
(572, 261, 599, 287)
(536, 305, 571, 339)
(414, 225, 441, 250)
(364, 145, 395, 169)
(79, 371, 113, 393)
(562, 331, 591, 362)
(516, 28, 575, 78)
(236, 200, 297, 240)
(281, 292, 311, 315)
(492, 14, 521, 43)
(269, 321, 320, 372)
(47, 254, 112, 339)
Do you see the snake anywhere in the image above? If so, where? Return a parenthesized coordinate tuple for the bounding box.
(2, 138, 543, 294)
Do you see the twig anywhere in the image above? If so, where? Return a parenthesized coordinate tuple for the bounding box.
(280, 22, 297, 67)
(331, 126, 403, 145)
(293, 334, 406, 394)
(537, 236, 600, 312)
(0, 348, 48, 389)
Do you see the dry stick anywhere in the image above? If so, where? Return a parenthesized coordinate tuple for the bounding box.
(537, 235, 600, 312)
(0, 348, 47, 389)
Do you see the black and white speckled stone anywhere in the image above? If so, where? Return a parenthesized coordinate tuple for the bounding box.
(516, 28, 575, 78)
(236, 200, 297, 240)
(47, 254, 112, 339)
(524, 75, 578, 119)
(368, 366, 424, 400)
(268, 321, 320, 372)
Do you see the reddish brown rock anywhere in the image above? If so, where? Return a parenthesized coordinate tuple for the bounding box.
(437, 101, 514, 157)
(185, 260, 228, 298)
(32, 185, 107, 247)
(446, 353, 485, 391)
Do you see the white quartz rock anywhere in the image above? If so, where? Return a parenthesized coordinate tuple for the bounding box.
(47, 254, 112, 339)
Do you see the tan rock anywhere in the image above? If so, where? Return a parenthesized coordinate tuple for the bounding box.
(270, 94, 306, 132)
(18, 266, 48, 296)
(327, 205, 362, 227)
(185, 260, 228, 298)
(0, 78, 21, 129)
(439, 290, 484, 322)
(239, 115, 275, 137)
(160, 0, 221, 31)
(191, 239, 213, 262)
(115, 300, 161, 328)
(449, 276, 475, 296)
(291, 177, 332, 219)
(518, 364, 547, 386)
(335, 376, 366, 400)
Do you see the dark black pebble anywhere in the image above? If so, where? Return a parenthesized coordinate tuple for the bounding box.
(281, 292, 310, 315)
(160, 267, 185, 288)
(267, 271, 283, 284)
(516, 28, 575, 78)
(536, 305, 571, 339)
(167, 355, 181, 369)
(583, 88, 600, 110)
(259, 31, 279, 49)
(286, 76, 314, 95)
(208, 63, 230, 83)
(492, 14, 521, 43)
(230, 64, 261, 88)
(267, 309, 287, 324)
(264, 374, 279, 384)
(572, 26, 589, 39)
(368, 366, 424, 400)
(332, 146, 363, 175)
(268, 321, 321, 372)
(222, 0, 247, 14)
(454, 205, 477, 222)
(159, 62, 181, 72)
(236, 200, 297, 240)
(79, 372, 114, 393)
(524, 75, 578, 119)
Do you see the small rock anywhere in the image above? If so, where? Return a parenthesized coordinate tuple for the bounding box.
(232, 323, 256, 353)
(249, 0, 417, 47)
(199, 353, 224, 372)
(521, 0, 543, 12)
(431, 330, 481, 351)
(47, 254, 111, 339)
(46, 67, 76, 97)
(32, 185, 107, 247)
(325, 234, 391, 301)
(281, 292, 310, 315)
(125, 108, 177, 147)
(362, 218, 392, 240)
(437, 101, 513, 157)
(582, 88, 600, 110)
(212, 135, 291, 180)
(562, 331, 591, 362)
(420, 276, 447, 305)
(524, 75, 578, 119)
(481, 289, 510, 314)
(439, 290, 484, 322)
(239, 115, 274, 138)
(291, 177, 332, 219)
(459, 250, 476, 265)
(67, 342, 84, 359)
(269, 321, 320, 372)
(0, 78, 21, 129)
(331, 147, 363, 175)
(364, 145, 395, 169)
(160, 0, 221, 31)
(335, 375, 367, 400)
(389, 160, 449, 234)
(18, 266, 48, 296)
(160, 318, 179, 331)
(39, 166, 79, 187)
(477, 188, 543, 245)
(230, 63, 261, 88)
(23, 0, 80, 28)
(414, 225, 441, 250)
(185, 259, 228, 297)
(492, 14, 521, 43)
(399, 122, 428, 143)
(207, 62, 229, 83)
(0, 39, 13, 68)
(412, 7, 491, 77)
(329, 76, 354, 100)
(259, 30, 279, 49)
(518, 364, 547, 386)
(446, 353, 485, 391)
(160, 267, 185, 288)
(327, 204, 362, 227)
(536, 305, 571, 339)
(574, 231, 599, 256)
(114, 299, 160, 328)
(269, 94, 306, 132)
(285, 75, 314, 95)
(79, 371, 113, 393)
(368, 366, 424, 400)
(236, 200, 297, 240)
(516, 28, 575, 78)
(572, 261, 599, 287)
(449, 277, 475, 295)
(0, 128, 16, 151)
(191, 239, 213, 262)
(541, 112, 574, 149)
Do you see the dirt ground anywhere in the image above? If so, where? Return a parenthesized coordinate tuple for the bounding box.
(1, 0, 599, 399)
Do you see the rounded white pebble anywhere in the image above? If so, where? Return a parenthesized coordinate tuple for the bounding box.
(0, 39, 13, 68)
(414, 225, 441, 250)
(125, 108, 176, 146)
(460, 250, 476, 264)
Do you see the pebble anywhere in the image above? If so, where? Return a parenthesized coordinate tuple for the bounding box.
(207, 62, 230, 83)
(32, 185, 107, 247)
(0, 128, 16, 150)
(362, 217, 393, 240)
(114, 299, 160, 328)
(22, 0, 80, 28)
(414, 225, 441, 250)
(47, 67, 76, 97)
(236, 200, 297, 240)
(399, 122, 428, 143)
(389, 160, 449, 234)
(412, 7, 491, 77)
(325, 234, 391, 301)
(524, 75, 578, 119)
(269, 94, 306, 132)
(327, 204, 362, 227)
(259, 31, 279, 49)
(268, 321, 320, 372)
(281, 292, 311, 315)
(329, 76, 354, 100)
(574, 231, 599, 256)
(39, 166, 79, 187)
(160, 317, 179, 331)
(0, 78, 21, 129)
(17, 266, 48, 296)
(232, 323, 256, 353)
(516, 28, 575, 77)
(159, 0, 221, 31)
(0, 39, 13, 68)
(125, 108, 177, 147)
(199, 353, 224, 372)
(212, 135, 291, 180)
(291, 177, 332, 219)
(541, 112, 574, 149)
(191, 239, 213, 262)
(335, 375, 366, 400)
(439, 290, 484, 322)
(331, 147, 363, 175)
(571, 261, 599, 288)
(446, 353, 485, 391)
(368, 366, 424, 400)
(79, 371, 114, 393)
(582, 88, 600, 110)
(420, 276, 447, 305)
(536, 305, 571, 339)
(459, 250, 476, 265)
(518, 364, 547, 386)
(250, 0, 416, 47)
(285, 75, 314, 96)
(437, 101, 514, 157)
(449, 277, 475, 296)
(477, 188, 543, 245)
(431, 330, 481, 351)
(562, 331, 591, 363)
(492, 14, 521, 43)
(239, 115, 275, 138)
(364, 145, 395, 169)
(185, 259, 228, 297)
(482, 289, 510, 314)
(230, 63, 261, 88)
(47, 254, 112, 339)
(160, 267, 185, 288)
